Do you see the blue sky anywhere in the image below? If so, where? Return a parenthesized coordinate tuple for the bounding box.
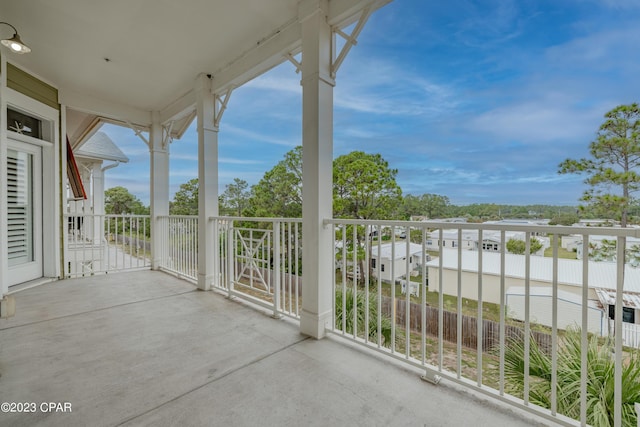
(102, 0, 640, 206)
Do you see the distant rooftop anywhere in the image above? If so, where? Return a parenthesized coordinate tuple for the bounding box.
(484, 219, 550, 226)
(372, 242, 424, 260)
(429, 229, 527, 241)
(427, 248, 640, 293)
(75, 132, 129, 163)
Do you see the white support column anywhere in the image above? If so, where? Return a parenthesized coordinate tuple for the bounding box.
(149, 111, 170, 269)
(0, 51, 8, 297)
(60, 105, 68, 280)
(78, 165, 93, 239)
(92, 163, 105, 243)
(195, 74, 218, 291)
(299, 0, 335, 339)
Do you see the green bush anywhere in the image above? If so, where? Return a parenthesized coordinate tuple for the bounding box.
(335, 287, 392, 346)
(503, 327, 640, 426)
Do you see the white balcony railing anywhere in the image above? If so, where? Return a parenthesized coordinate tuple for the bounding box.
(326, 219, 640, 427)
(156, 215, 198, 281)
(155, 215, 640, 425)
(155, 216, 302, 319)
(213, 217, 302, 319)
(64, 213, 151, 277)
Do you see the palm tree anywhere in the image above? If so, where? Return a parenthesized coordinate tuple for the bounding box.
(503, 327, 640, 426)
(335, 287, 392, 346)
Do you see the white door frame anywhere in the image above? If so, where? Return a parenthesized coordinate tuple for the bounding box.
(1, 86, 60, 291)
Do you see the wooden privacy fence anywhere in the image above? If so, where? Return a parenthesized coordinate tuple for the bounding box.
(381, 296, 552, 354)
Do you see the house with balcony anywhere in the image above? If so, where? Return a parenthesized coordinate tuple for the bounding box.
(1, 2, 640, 426)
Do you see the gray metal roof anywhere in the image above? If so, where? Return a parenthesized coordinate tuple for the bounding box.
(427, 248, 640, 293)
(371, 242, 424, 260)
(75, 132, 129, 163)
(595, 288, 640, 310)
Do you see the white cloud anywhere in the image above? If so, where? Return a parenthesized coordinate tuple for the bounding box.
(513, 174, 575, 184)
(243, 70, 300, 95)
(469, 101, 601, 144)
(545, 25, 640, 72)
(220, 157, 263, 165)
(336, 57, 459, 118)
(224, 125, 298, 147)
(452, 0, 525, 47)
(338, 127, 380, 139)
(169, 169, 198, 179)
(465, 26, 640, 146)
(595, 0, 640, 9)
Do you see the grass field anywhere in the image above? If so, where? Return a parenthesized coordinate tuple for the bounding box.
(544, 234, 577, 259)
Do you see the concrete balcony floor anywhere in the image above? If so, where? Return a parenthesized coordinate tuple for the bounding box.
(1, 271, 551, 426)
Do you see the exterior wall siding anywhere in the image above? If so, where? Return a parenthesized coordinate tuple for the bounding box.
(373, 255, 419, 282)
(7, 63, 59, 110)
(428, 267, 605, 334)
(506, 293, 605, 335)
(428, 268, 598, 305)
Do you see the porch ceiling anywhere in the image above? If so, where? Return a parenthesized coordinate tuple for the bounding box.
(2, 0, 389, 130)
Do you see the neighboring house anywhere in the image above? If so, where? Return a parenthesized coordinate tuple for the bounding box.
(561, 235, 582, 252)
(426, 249, 640, 336)
(66, 132, 129, 275)
(69, 131, 129, 235)
(561, 233, 640, 260)
(371, 242, 425, 283)
(427, 229, 479, 250)
(482, 219, 549, 236)
(426, 229, 548, 255)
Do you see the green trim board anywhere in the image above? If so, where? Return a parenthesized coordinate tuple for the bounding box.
(7, 63, 59, 110)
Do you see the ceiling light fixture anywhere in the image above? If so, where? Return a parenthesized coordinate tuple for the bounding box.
(0, 22, 31, 54)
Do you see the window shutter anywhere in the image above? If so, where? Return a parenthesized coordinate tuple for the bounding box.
(7, 149, 32, 266)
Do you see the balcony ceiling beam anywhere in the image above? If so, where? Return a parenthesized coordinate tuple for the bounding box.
(159, 89, 196, 125)
(160, 0, 392, 125)
(59, 88, 151, 129)
(209, 18, 302, 95)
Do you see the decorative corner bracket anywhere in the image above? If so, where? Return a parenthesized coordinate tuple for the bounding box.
(213, 88, 233, 129)
(285, 52, 302, 74)
(125, 120, 149, 147)
(331, 5, 373, 79)
(162, 121, 174, 150)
